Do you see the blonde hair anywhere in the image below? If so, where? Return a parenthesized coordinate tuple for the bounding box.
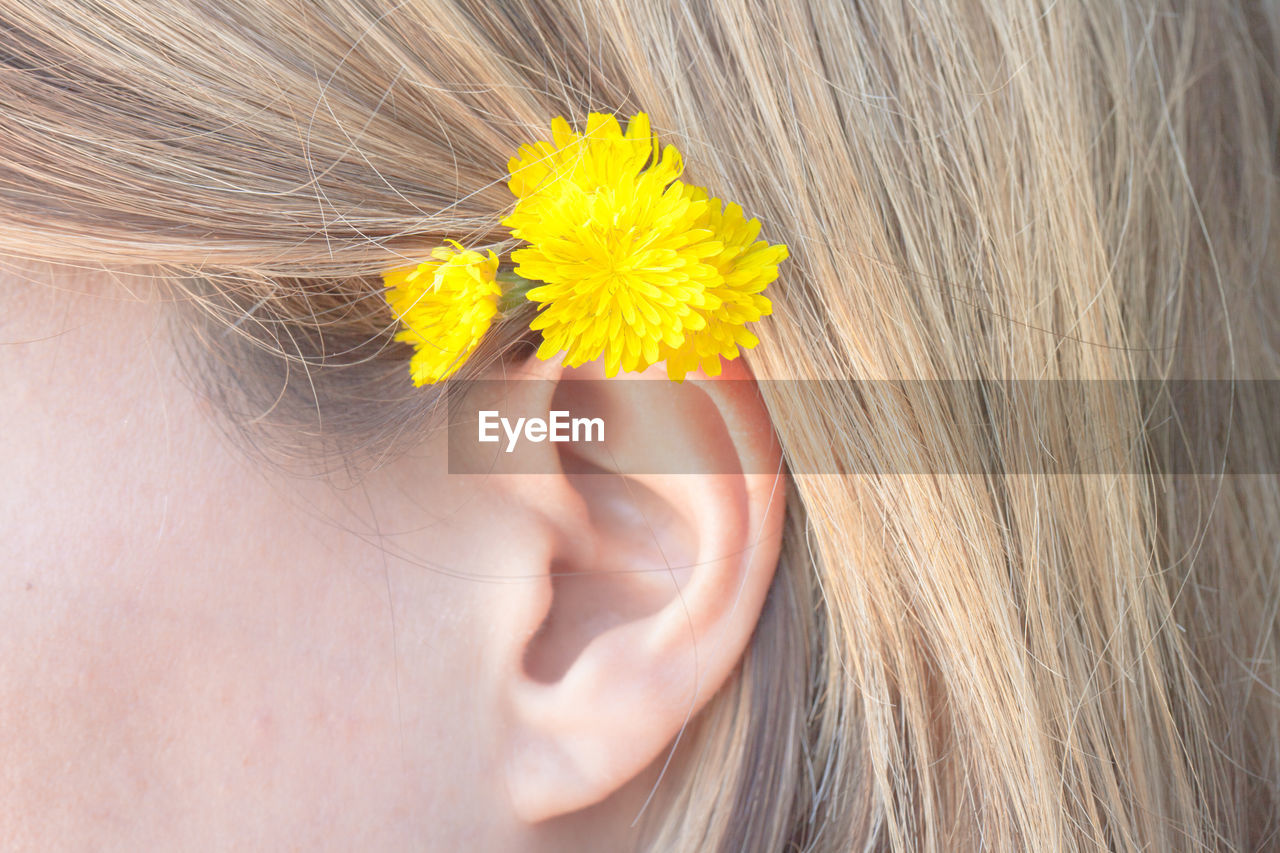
(3, 1, 1278, 849)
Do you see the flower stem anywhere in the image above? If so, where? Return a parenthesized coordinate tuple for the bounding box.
(496, 270, 539, 311)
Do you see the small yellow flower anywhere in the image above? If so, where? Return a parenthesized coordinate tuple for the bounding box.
(383, 243, 500, 386)
(658, 187, 789, 380)
(502, 111, 786, 378)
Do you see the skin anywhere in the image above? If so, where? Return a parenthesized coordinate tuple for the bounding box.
(0, 264, 785, 850)
(0, 270, 649, 851)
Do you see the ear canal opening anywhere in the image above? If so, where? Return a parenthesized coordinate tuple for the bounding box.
(521, 451, 696, 686)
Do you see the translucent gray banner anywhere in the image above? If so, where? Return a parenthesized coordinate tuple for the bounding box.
(446, 380, 1280, 475)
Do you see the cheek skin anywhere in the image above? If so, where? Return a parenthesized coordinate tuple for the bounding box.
(0, 280, 511, 850)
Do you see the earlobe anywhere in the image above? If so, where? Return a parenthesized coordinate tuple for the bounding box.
(495, 357, 786, 823)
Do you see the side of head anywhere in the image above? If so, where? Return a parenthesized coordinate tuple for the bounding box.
(1, 2, 1277, 851)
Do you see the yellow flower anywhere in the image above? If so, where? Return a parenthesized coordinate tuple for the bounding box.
(506, 112, 658, 203)
(658, 187, 788, 380)
(503, 112, 724, 376)
(502, 111, 786, 378)
(383, 243, 500, 386)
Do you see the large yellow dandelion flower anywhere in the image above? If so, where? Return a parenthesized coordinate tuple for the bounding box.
(503, 111, 787, 378)
(658, 187, 789, 380)
(383, 243, 500, 386)
(502, 112, 726, 377)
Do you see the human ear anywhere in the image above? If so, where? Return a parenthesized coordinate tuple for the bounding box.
(471, 356, 786, 823)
